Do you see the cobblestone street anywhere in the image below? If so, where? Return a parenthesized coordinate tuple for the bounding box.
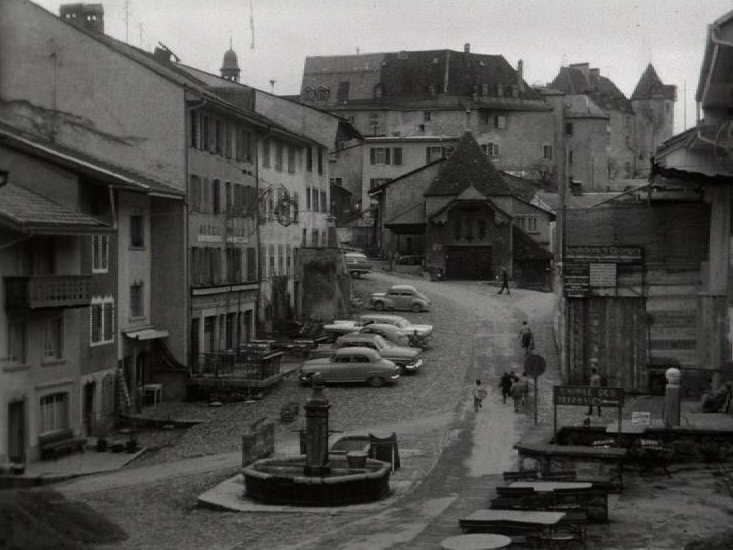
(50, 270, 733, 550)
(57, 270, 558, 550)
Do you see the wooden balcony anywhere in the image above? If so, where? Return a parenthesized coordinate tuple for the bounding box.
(4, 275, 92, 310)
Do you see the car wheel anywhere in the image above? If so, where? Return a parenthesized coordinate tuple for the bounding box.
(397, 364, 406, 376)
(367, 376, 384, 388)
(374, 301, 385, 311)
(411, 303, 422, 313)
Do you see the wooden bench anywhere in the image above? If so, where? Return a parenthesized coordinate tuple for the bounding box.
(502, 470, 577, 483)
(39, 429, 86, 460)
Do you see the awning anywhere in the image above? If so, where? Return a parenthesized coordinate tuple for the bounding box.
(124, 328, 169, 340)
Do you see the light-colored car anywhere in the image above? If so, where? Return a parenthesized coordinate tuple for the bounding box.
(369, 284, 431, 312)
(334, 333, 422, 374)
(299, 347, 400, 387)
(357, 323, 411, 347)
(359, 314, 433, 339)
(344, 252, 371, 278)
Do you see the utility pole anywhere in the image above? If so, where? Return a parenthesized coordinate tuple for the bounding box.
(125, 0, 130, 43)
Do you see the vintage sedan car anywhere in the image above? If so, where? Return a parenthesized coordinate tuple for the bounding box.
(344, 252, 371, 278)
(334, 333, 422, 374)
(299, 347, 400, 387)
(369, 284, 431, 312)
(359, 314, 433, 339)
(357, 323, 411, 347)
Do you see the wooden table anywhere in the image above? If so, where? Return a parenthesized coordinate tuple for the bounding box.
(441, 533, 512, 550)
(509, 481, 593, 492)
(605, 422, 647, 434)
(460, 509, 566, 527)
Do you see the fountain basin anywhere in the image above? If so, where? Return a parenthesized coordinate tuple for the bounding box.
(243, 454, 391, 506)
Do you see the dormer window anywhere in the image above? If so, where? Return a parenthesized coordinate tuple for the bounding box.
(511, 85, 519, 98)
(497, 84, 504, 97)
(316, 86, 330, 101)
(428, 84, 436, 96)
(481, 84, 489, 96)
(374, 83, 384, 99)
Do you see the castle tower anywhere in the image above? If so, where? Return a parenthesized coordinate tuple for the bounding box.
(220, 42, 241, 82)
(631, 64, 676, 175)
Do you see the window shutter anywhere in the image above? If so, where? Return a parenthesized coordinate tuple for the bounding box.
(103, 301, 114, 341)
(426, 147, 431, 164)
(91, 304, 101, 343)
(385, 148, 391, 165)
(393, 147, 402, 165)
(370, 148, 376, 165)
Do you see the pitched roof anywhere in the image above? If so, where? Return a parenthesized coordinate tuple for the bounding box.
(303, 49, 547, 110)
(499, 171, 539, 202)
(0, 183, 110, 234)
(513, 225, 553, 260)
(425, 132, 513, 196)
(631, 64, 676, 101)
(564, 94, 609, 119)
(550, 64, 633, 114)
(0, 124, 183, 197)
(368, 158, 446, 195)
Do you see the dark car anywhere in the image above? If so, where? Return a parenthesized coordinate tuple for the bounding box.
(395, 255, 424, 265)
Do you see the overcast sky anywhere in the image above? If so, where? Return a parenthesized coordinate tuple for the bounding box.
(35, 0, 733, 134)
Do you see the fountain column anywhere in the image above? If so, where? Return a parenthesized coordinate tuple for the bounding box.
(664, 367, 681, 427)
(303, 373, 331, 476)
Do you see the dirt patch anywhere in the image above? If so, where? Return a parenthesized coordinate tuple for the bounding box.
(0, 489, 127, 550)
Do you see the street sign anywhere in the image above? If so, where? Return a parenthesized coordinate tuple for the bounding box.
(524, 354, 547, 377)
(553, 385, 624, 407)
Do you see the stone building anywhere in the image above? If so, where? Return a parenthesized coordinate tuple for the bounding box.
(299, 46, 556, 250)
(174, 54, 351, 332)
(0, 0, 191, 461)
(370, 132, 552, 284)
(550, 62, 676, 186)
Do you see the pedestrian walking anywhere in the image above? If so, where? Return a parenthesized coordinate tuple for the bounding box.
(511, 374, 529, 412)
(497, 266, 510, 294)
(499, 371, 513, 404)
(519, 321, 534, 356)
(473, 379, 488, 412)
(587, 365, 602, 416)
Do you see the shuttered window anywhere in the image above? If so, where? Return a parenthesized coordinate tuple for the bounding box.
(91, 296, 114, 346)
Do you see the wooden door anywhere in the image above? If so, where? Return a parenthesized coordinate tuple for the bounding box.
(8, 400, 25, 463)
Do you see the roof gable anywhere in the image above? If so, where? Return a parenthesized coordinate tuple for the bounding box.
(631, 64, 676, 101)
(425, 132, 513, 196)
(550, 64, 633, 113)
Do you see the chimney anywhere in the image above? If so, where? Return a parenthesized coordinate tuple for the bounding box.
(464, 43, 471, 53)
(517, 59, 525, 92)
(60, 3, 104, 34)
(590, 68, 600, 79)
(153, 47, 173, 65)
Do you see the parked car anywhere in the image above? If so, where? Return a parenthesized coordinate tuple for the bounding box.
(334, 333, 422, 374)
(357, 323, 411, 347)
(359, 314, 433, 340)
(344, 252, 371, 278)
(395, 255, 424, 266)
(323, 314, 433, 342)
(299, 347, 400, 387)
(369, 284, 431, 312)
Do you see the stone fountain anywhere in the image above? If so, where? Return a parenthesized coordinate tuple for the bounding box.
(242, 373, 392, 506)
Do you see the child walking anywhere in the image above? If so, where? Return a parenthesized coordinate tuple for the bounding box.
(473, 379, 488, 412)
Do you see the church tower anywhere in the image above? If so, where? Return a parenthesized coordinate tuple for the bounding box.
(220, 42, 241, 82)
(631, 64, 676, 175)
